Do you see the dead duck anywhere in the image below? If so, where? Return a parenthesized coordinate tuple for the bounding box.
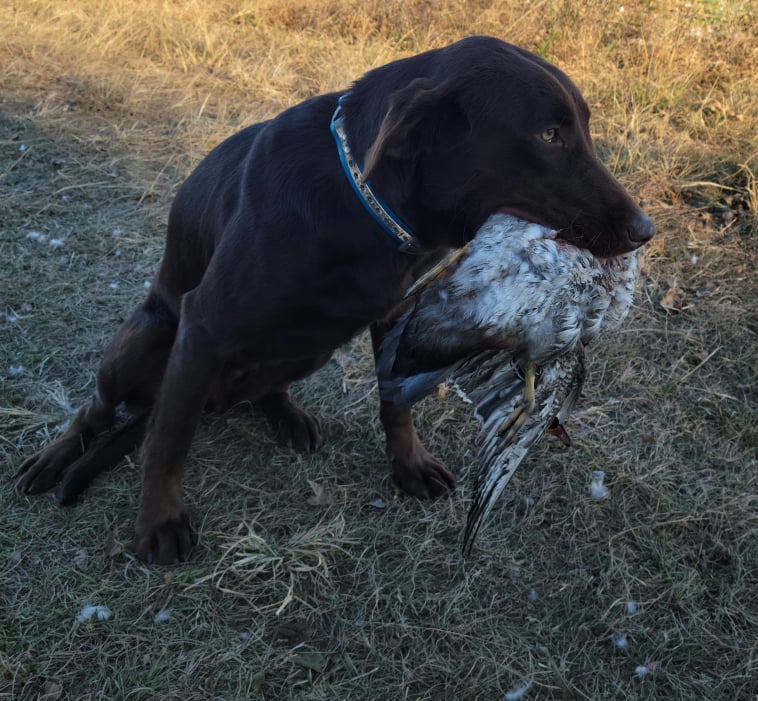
(376, 213, 638, 550)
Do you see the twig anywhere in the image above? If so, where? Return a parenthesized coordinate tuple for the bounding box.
(677, 346, 720, 382)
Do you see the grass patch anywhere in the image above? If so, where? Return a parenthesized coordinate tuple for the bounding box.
(1, 1, 756, 699)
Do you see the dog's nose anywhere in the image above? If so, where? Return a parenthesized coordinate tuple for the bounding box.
(629, 211, 655, 244)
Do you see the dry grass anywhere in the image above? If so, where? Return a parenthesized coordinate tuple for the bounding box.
(1, 1, 756, 699)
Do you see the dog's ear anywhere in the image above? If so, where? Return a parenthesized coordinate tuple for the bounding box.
(362, 77, 469, 183)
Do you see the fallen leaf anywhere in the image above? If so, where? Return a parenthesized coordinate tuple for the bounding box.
(9, 550, 23, 566)
(270, 620, 309, 644)
(660, 286, 688, 313)
(74, 549, 88, 570)
(104, 532, 124, 559)
(307, 480, 334, 506)
(40, 681, 63, 701)
(291, 651, 325, 673)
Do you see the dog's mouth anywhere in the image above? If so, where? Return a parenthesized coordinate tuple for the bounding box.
(496, 206, 552, 229)
(496, 207, 651, 259)
(495, 208, 636, 268)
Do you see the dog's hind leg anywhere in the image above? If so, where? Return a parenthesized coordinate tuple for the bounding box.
(255, 389, 324, 455)
(56, 415, 148, 504)
(208, 354, 332, 454)
(252, 354, 333, 454)
(16, 291, 177, 500)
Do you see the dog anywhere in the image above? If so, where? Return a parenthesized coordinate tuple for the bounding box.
(16, 36, 654, 564)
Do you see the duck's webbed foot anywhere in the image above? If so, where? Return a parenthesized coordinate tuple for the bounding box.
(497, 359, 537, 446)
(546, 417, 572, 446)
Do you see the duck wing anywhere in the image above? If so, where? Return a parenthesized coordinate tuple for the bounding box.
(375, 301, 465, 407)
(460, 346, 586, 551)
(376, 243, 496, 406)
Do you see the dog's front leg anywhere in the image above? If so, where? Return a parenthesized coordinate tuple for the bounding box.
(370, 320, 456, 499)
(134, 312, 219, 564)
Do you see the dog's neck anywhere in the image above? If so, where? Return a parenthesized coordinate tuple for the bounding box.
(330, 95, 422, 255)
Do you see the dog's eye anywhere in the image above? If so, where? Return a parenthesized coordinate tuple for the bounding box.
(540, 128, 559, 143)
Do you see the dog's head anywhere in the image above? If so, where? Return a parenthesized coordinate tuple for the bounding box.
(359, 36, 654, 258)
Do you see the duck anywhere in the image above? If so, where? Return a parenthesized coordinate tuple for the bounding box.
(375, 213, 638, 550)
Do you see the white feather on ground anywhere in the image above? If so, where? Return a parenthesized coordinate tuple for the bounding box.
(375, 214, 638, 550)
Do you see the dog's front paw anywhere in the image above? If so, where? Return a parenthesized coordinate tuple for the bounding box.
(134, 508, 196, 565)
(391, 448, 456, 499)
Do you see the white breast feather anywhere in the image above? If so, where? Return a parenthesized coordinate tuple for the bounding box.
(410, 215, 636, 367)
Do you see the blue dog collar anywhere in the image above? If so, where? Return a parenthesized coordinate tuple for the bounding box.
(330, 95, 421, 255)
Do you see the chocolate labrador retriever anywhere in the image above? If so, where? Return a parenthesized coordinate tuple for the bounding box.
(16, 36, 654, 563)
